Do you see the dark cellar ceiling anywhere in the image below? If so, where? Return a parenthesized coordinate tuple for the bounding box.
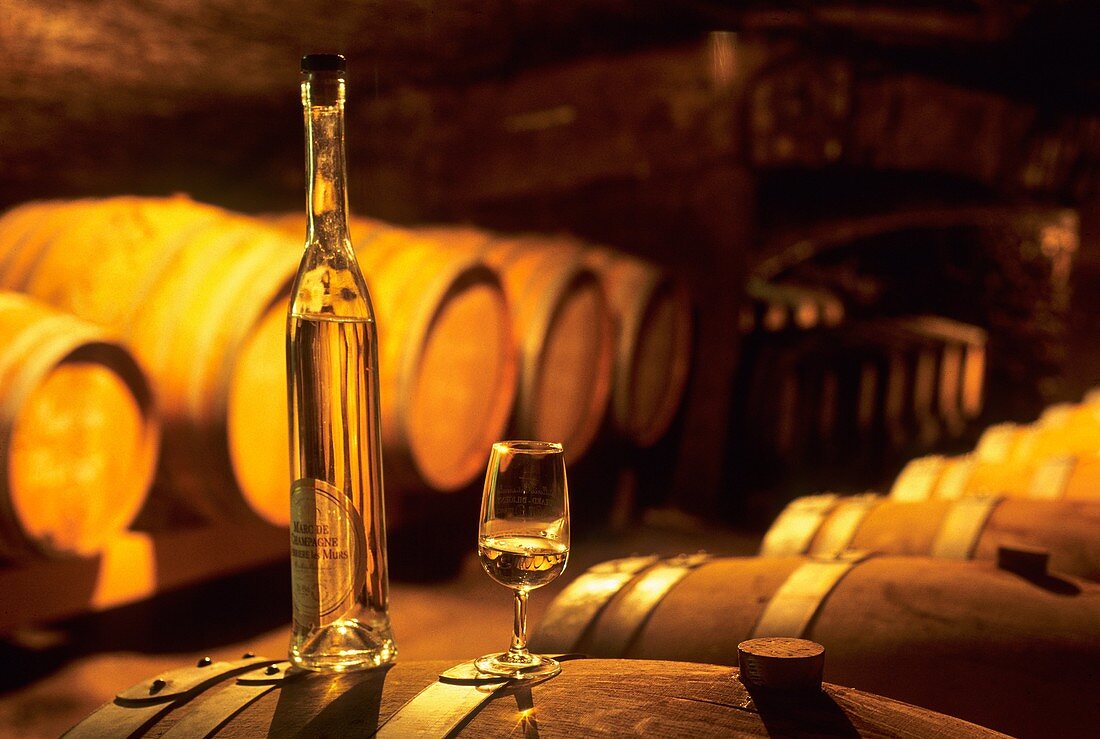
(0, 1, 1097, 210)
(2, 1, 1097, 112)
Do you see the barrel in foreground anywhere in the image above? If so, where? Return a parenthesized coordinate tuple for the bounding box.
(533, 553, 1100, 738)
(63, 656, 1005, 738)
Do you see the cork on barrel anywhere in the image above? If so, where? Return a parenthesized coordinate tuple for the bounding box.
(996, 545, 1050, 579)
(737, 637, 825, 692)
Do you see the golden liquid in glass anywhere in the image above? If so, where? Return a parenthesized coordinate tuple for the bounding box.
(478, 535, 569, 591)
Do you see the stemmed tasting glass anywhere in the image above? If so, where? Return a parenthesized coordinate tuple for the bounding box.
(475, 440, 570, 679)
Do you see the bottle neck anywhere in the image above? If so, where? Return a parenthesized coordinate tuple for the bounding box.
(302, 73, 351, 249)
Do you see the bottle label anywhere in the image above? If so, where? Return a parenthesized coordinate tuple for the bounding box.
(289, 478, 366, 629)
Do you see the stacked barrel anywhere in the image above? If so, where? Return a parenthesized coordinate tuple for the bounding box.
(0, 196, 692, 545)
(260, 217, 693, 488)
(0, 292, 158, 559)
(535, 390, 1100, 737)
(737, 279, 988, 492)
(890, 401, 1100, 502)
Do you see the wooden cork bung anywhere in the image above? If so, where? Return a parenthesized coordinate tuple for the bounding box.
(737, 637, 825, 692)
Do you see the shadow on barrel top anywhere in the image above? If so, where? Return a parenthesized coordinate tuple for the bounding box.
(749, 685, 859, 738)
(1005, 570, 1082, 597)
(269, 666, 391, 735)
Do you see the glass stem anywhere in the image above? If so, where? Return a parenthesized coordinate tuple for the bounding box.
(508, 589, 530, 659)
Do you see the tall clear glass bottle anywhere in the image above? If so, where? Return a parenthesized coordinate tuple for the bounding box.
(286, 53, 395, 671)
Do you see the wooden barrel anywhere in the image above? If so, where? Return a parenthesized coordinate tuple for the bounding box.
(745, 278, 845, 333)
(1024, 402, 1100, 457)
(0, 196, 299, 520)
(532, 554, 1100, 738)
(480, 237, 614, 461)
(0, 293, 157, 558)
(0, 201, 86, 286)
(1012, 414, 1100, 473)
(890, 407, 1100, 502)
(233, 217, 516, 522)
(892, 450, 1100, 501)
(735, 314, 987, 496)
(63, 656, 1004, 738)
(1031, 453, 1100, 500)
(971, 404, 1100, 499)
(583, 248, 692, 447)
(759, 492, 1100, 580)
(968, 421, 1067, 487)
(425, 226, 692, 449)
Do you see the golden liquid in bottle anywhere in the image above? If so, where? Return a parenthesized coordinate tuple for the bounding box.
(288, 310, 395, 671)
(478, 535, 569, 591)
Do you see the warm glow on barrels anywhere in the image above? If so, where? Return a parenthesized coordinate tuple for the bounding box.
(0, 196, 297, 520)
(892, 400, 1100, 501)
(412, 226, 694, 453)
(0, 294, 157, 558)
(357, 225, 516, 491)
(238, 216, 517, 519)
(1022, 404, 1100, 460)
(226, 301, 290, 524)
(482, 237, 614, 461)
(1037, 454, 1100, 500)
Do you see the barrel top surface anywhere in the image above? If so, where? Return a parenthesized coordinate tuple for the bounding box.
(104, 658, 1005, 738)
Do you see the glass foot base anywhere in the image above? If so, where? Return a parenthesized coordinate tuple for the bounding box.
(290, 616, 397, 673)
(475, 652, 561, 680)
